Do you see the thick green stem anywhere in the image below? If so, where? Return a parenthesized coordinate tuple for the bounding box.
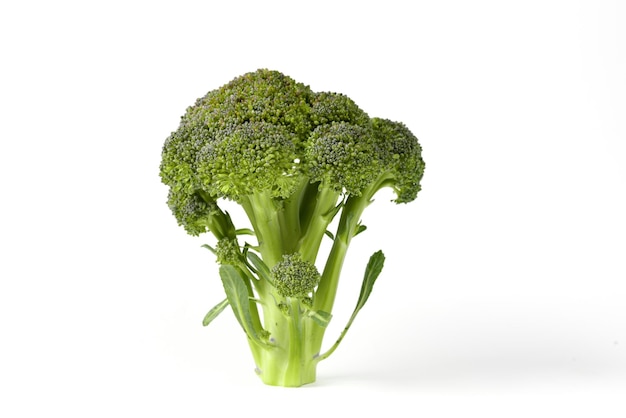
(253, 299, 321, 387)
(298, 187, 342, 263)
(241, 192, 285, 267)
(279, 177, 310, 254)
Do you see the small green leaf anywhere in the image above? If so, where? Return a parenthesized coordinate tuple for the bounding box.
(354, 250, 385, 312)
(324, 199, 344, 218)
(202, 298, 229, 326)
(354, 224, 367, 237)
(220, 265, 249, 328)
(243, 242, 260, 252)
(201, 244, 216, 254)
(220, 265, 267, 346)
(235, 228, 255, 236)
(246, 252, 273, 284)
(324, 230, 335, 240)
(308, 310, 332, 328)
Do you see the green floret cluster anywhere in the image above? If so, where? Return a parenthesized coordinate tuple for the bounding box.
(271, 253, 321, 298)
(159, 69, 425, 387)
(215, 237, 241, 265)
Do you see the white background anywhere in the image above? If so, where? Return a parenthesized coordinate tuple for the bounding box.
(1, 0, 625, 416)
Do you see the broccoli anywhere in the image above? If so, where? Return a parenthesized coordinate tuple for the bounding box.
(159, 69, 425, 387)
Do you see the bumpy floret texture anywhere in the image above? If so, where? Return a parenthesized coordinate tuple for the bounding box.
(271, 253, 321, 298)
(195, 121, 299, 199)
(305, 122, 379, 195)
(215, 237, 241, 265)
(371, 118, 426, 203)
(166, 189, 217, 236)
(160, 69, 425, 233)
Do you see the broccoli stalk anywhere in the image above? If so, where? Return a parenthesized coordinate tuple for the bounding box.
(160, 69, 425, 387)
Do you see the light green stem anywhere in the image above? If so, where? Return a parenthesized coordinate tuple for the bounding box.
(254, 299, 320, 387)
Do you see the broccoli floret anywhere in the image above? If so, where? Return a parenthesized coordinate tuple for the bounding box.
(271, 253, 320, 298)
(305, 122, 379, 195)
(159, 69, 425, 387)
(215, 237, 241, 265)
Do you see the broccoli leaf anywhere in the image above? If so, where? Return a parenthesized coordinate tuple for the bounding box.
(246, 251, 273, 284)
(202, 298, 229, 326)
(220, 265, 268, 346)
(354, 250, 385, 312)
(201, 244, 217, 255)
(354, 224, 367, 237)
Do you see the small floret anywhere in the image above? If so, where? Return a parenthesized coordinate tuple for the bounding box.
(370, 118, 425, 203)
(271, 253, 321, 298)
(215, 237, 241, 265)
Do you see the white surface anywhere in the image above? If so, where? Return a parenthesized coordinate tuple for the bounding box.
(1, 1, 625, 416)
